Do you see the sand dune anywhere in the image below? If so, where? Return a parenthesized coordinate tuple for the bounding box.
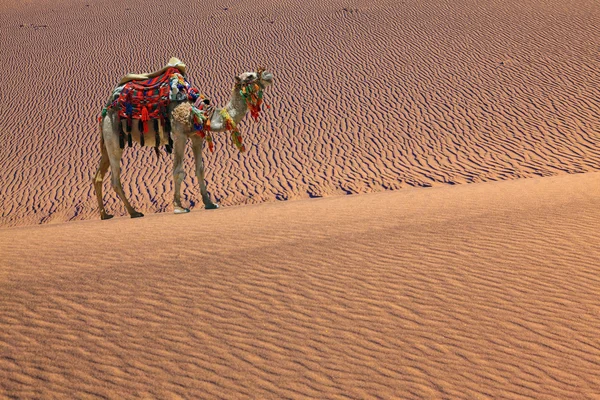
(1, 0, 600, 397)
(1, 172, 599, 398)
(0, 0, 599, 227)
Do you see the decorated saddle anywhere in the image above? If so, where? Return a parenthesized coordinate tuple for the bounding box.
(100, 58, 207, 153)
(100, 58, 270, 155)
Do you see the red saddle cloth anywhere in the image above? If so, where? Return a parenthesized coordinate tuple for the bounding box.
(111, 67, 200, 133)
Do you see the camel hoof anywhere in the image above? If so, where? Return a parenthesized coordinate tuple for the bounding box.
(101, 213, 114, 220)
(205, 203, 219, 210)
(174, 207, 190, 214)
(130, 212, 144, 219)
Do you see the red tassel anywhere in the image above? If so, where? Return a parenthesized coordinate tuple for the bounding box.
(141, 107, 149, 133)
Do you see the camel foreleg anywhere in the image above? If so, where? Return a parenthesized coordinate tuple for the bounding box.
(191, 136, 219, 209)
(172, 133, 189, 214)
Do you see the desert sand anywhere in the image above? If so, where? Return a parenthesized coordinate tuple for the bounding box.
(0, 0, 599, 226)
(1, 0, 600, 397)
(1, 173, 600, 398)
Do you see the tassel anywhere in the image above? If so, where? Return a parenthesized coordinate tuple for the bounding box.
(151, 120, 159, 148)
(127, 133, 133, 147)
(166, 132, 173, 148)
(206, 133, 214, 153)
(99, 107, 107, 123)
(139, 119, 145, 146)
(125, 91, 133, 129)
(118, 119, 125, 149)
(158, 119, 165, 140)
(192, 112, 204, 131)
(159, 119, 170, 154)
(165, 118, 171, 133)
(160, 106, 168, 131)
(141, 107, 149, 133)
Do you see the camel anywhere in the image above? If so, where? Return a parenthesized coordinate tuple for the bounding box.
(94, 62, 273, 220)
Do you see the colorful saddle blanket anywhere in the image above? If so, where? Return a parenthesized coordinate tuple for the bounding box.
(104, 67, 200, 135)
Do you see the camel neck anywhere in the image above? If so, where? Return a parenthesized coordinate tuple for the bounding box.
(224, 86, 248, 124)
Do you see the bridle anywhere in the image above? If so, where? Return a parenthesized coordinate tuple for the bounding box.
(235, 67, 269, 121)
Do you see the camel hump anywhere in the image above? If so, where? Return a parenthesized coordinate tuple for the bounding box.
(118, 57, 187, 85)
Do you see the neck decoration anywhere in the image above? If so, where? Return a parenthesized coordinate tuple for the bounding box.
(190, 69, 270, 154)
(191, 104, 215, 153)
(220, 108, 245, 152)
(240, 82, 267, 122)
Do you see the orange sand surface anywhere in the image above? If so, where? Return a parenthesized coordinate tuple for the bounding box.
(1, 0, 600, 397)
(1, 172, 600, 398)
(0, 0, 599, 227)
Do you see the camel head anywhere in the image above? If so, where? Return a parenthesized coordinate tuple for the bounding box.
(230, 68, 273, 128)
(235, 67, 274, 89)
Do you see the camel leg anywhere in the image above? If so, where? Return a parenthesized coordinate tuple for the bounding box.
(104, 132, 144, 219)
(172, 133, 189, 214)
(93, 135, 113, 220)
(191, 136, 218, 209)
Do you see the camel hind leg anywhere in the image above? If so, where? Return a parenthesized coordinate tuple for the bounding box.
(104, 118, 144, 219)
(93, 130, 113, 220)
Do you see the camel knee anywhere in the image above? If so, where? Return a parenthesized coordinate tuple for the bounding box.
(195, 164, 205, 177)
(110, 176, 122, 190)
(173, 169, 186, 182)
(94, 173, 104, 185)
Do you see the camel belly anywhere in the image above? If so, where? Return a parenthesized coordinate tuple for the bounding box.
(119, 119, 170, 147)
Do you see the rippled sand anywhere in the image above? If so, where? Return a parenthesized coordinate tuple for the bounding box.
(1, 0, 600, 397)
(1, 173, 600, 398)
(0, 0, 599, 226)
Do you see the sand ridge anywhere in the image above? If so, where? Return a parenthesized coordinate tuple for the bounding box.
(0, 0, 599, 227)
(1, 173, 599, 398)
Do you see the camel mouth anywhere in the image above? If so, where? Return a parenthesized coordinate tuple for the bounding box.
(261, 72, 274, 84)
